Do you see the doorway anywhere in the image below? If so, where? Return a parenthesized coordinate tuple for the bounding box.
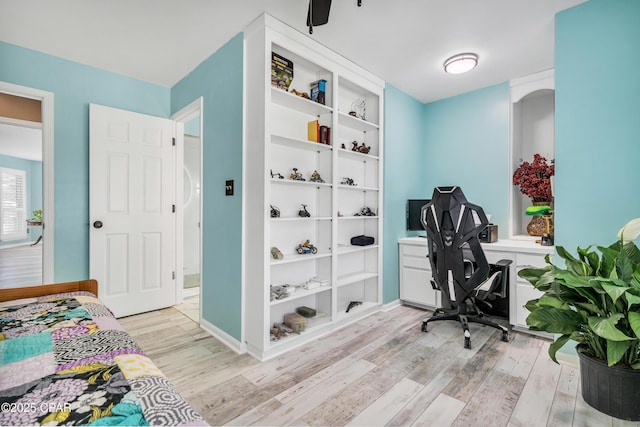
(0, 83, 54, 288)
(171, 99, 203, 324)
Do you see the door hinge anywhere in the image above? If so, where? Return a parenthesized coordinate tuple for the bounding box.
(172, 204, 176, 213)
(172, 271, 176, 280)
(172, 137, 176, 146)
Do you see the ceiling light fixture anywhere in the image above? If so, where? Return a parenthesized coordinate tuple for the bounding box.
(443, 53, 479, 74)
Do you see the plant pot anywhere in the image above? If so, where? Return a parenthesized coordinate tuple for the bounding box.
(578, 348, 640, 420)
(527, 200, 552, 236)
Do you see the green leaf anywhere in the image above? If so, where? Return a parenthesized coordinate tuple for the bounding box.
(599, 245, 619, 277)
(518, 266, 551, 287)
(626, 292, 640, 310)
(537, 294, 566, 308)
(549, 334, 572, 364)
(629, 311, 640, 339)
(524, 299, 539, 313)
(527, 308, 583, 334)
(557, 246, 590, 276)
(616, 247, 634, 282)
(588, 315, 635, 341)
(601, 282, 630, 304)
(574, 302, 604, 316)
(607, 340, 633, 367)
(624, 241, 640, 265)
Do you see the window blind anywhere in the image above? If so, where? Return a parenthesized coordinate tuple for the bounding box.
(0, 167, 27, 241)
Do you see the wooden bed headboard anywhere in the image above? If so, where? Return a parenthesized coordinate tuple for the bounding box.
(0, 279, 98, 302)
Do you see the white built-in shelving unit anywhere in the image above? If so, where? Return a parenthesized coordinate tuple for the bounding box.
(244, 15, 384, 360)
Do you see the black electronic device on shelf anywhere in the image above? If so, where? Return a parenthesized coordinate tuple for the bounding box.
(406, 199, 431, 232)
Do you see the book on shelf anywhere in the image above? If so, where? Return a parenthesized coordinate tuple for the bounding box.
(310, 79, 327, 105)
(307, 119, 319, 142)
(271, 52, 293, 91)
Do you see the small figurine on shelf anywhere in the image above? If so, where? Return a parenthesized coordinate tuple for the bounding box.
(270, 169, 284, 179)
(298, 204, 311, 217)
(271, 246, 284, 260)
(350, 98, 366, 120)
(309, 170, 325, 183)
(346, 300, 363, 313)
(357, 143, 371, 154)
(340, 177, 357, 186)
(351, 141, 370, 154)
(296, 239, 318, 255)
(341, 143, 346, 149)
(270, 205, 281, 218)
(355, 207, 376, 216)
(290, 88, 311, 100)
(289, 168, 305, 181)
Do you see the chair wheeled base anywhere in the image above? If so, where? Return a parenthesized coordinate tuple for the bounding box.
(421, 306, 509, 349)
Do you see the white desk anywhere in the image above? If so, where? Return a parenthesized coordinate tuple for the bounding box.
(398, 237, 553, 334)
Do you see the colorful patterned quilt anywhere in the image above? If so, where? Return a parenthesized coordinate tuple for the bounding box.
(0, 292, 206, 426)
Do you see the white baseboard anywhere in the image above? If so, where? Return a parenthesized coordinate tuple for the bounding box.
(381, 299, 402, 312)
(182, 287, 199, 298)
(199, 317, 245, 355)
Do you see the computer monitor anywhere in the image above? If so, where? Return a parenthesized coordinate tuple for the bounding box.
(406, 199, 430, 231)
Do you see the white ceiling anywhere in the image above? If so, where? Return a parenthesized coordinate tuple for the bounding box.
(0, 123, 42, 161)
(0, 0, 586, 104)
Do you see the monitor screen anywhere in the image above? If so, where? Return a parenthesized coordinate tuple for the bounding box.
(406, 199, 430, 231)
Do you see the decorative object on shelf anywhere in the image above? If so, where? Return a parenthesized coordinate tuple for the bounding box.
(284, 312, 307, 333)
(296, 306, 317, 318)
(310, 79, 326, 105)
(350, 235, 374, 246)
(520, 217, 640, 421)
(270, 169, 284, 179)
(289, 168, 305, 181)
(271, 52, 293, 90)
(270, 285, 290, 301)
(319, 125, 331, 145)
(346, 300, 362, 313)
(270, 246, 283, 260)
(341, 143, 346, 149)
(309, 170, 325, 183)
(337, 211, 343, 217)
(354, 207, 375, 216)
(349, 97, 366, 120)
(525, 205, 553, 246)
(350, 141, 370, 154)
(513, 154, 555, 236)
(340, 177, 356, 186)
(291, 88, 311, 99)
(270, 205, 281, 218)
(296, 239, 318, 255)
(298, 204, 311, 217)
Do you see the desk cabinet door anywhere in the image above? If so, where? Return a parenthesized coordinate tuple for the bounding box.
(401, 267, 437, 307)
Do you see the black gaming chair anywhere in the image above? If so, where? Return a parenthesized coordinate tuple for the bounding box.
(420, 186, 510, 349)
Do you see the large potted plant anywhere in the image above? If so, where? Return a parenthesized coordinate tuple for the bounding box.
(519, 218, 640, 420)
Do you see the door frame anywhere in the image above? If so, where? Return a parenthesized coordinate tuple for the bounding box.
(170, 98, 203, 309)
(0, 81, 54, 283)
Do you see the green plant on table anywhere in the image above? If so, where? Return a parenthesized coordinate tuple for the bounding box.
(519, 218, 640, 368)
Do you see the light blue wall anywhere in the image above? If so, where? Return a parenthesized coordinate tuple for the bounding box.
(382, 84, 428, 303)
(0, 42, 170, 281)
(555, 0, 640, 251)
(0, 155, 42, 245)
(171, 33, 244, 340)
(423, 83, 511, 236)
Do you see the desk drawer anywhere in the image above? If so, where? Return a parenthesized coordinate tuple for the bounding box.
(517, 253, 551, 269)
(401, 244, 427, 258)
(403, 256, 430, 270)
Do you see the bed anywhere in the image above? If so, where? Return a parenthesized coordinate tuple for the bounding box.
(0, 280, 206, 426)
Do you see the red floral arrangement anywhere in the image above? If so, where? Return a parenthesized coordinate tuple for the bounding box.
(512, 154, 554, 202)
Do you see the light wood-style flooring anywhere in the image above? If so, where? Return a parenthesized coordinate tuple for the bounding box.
(0, 244, 42, 289)
(119, 304, 639, 427)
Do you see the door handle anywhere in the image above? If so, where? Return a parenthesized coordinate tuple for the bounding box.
(93, 221, 103, 229)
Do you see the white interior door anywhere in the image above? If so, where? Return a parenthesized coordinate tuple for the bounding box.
(90, 104, 176, 318)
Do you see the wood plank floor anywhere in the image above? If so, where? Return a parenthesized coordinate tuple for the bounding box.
(119, 304, 640, 427)
(0, 244, 42, 289)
